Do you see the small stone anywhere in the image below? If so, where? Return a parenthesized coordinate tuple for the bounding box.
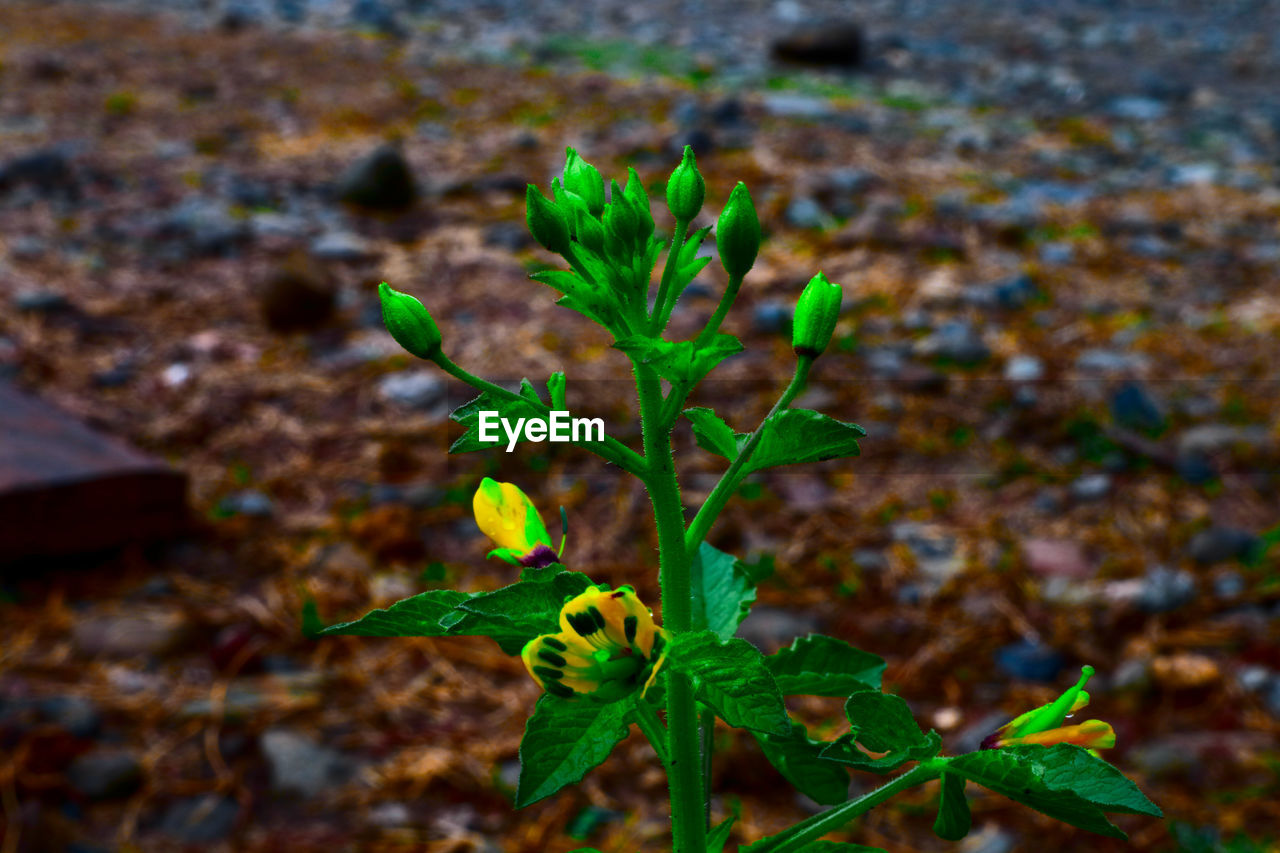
(161, 363, 191, 388)
(784, 197, 827, 229)
(1213, 571, 1245, 600)
(915, 320, 990, 364)
(309, 231, 377, 262)
(483, 222, 533, 252)
(995, 640, 1064, 683)
(1023, 538, 1092, 579)
(760, 93, 834, 120)
(377, 370, 447, 411)
(1004, 355, 1044, 382)
(259, 254, 336, 333)
(14, 289, 70, 314)
(336, 144, 417, 210)
(851, 549, 888, 573)
(1189, 526, 1260, 565)
(158, 197, 248, 257)
(966, 273, 1038, 310)
(1032, 489, 1064, 515)
(1069, 473, 1111, 502)
(1107, 96, 1168, 121)
(1075, 349, 1149, 375)
(959, 824, 1017, 853)
(92, 364, 134, 389)
(68, 750, 142, 800)
(0, 147, 75, 195)
(217, 491, 275, 518)
(1038, 242, 1074, 265)
(771, 20, 865, 67)
(159, 794, 240, 843)
(72, 609, 189, 658)
(1110, 382, 1165, 432)
(368, 801, 413, 829)
(1175, 451, 1217, 485)
(1137, 566, 1197, 613)
(261, 728, 357, 798)
(37, 696, 102, 738)
(1177, 424, 1270, 456)
(751, 301, 792, 335)
(9, 235, 48, 260)
(736, 606, 820, 653)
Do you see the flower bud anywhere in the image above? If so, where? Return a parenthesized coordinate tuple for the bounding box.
(603, 180, 638, 248)
(666, 145, 705, 222)
(562, 147, 605, 217)
(526, 184, 571, 255)
(624, 167, 655, 244)
(716, 182, 760, 279)
(792, 272, 842, 358)
(379, 281, 441, 360)
(575, 206, 604, 254)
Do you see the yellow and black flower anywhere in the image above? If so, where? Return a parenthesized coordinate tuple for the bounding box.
(472, 478, 560, 568)
(521, 585, 668, 703)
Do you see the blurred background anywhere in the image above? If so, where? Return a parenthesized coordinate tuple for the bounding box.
(1, 0, 1278, 850)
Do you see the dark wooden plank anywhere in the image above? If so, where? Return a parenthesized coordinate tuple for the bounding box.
(0, 382, 188, 562)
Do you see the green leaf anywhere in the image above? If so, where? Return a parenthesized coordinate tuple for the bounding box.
(744, 840, 885, 853)
(449, 388, 543, 454)
(519, 377, 544, 405)
(665, 631, 789, 736)
(614, 334, 743, 388)
(441, 570, 594, 654)
(516, 694, 631, 807)
(933, 771, 971, 841)
(766, 635, 886, 696)
(754, 722, 851, 805)
(1004, 745, 1162, 817)
(691, 542, 756, 641)
(747, 408, 866, 473)
(683, 407, 745, 460)
(706, 801, 740, 853)
(819, 689, 942, 773)
(318, 588, 476, 637)
(547, 371, 567, 410)
(944, 746, 1149, 840)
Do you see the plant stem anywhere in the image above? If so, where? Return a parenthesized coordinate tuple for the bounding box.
(699, 704, 714, 826)
(692, 272, 743, 350)
(635, 361, 705, 853)
(651, 219, 690, 335)
(432, 351, 647, 476)
(684, 355, 813, 556)
(748, 763, 940, 853)
(633, 698, 670, 767)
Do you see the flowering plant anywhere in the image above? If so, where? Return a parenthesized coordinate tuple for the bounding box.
(322, 147, 1161, 851)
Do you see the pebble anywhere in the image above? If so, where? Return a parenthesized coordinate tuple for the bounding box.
(71, 609, 189, 658)
(1188, 526, 1260, 565)
(995, 640, 1064, 683)
(784, 196, 828, 229)
(760, 93, 834, 120)
(750, 301, 792, 335)
(1136, 566, 1197, 613)
(161, 363, 191, 387)
(377, 370, 448, 411)
(158, 196, 248, 257)
(1107, 96, 1168, 121)
(960, 824, 1017, 853)
(1003, 354, 1043, 382)
(1075, 349, 1150, 375)
(914, 320, 990, 364)
(483, 222, 533, 252)
(1177, 424, 1270, 456)
(1110, 381, 1166, 432)
(217, 490, 276, 518)
(965, 273, 1038, 310)
(891, 522, 962, 585)
(260, 728, 358, 798)
(1022, 538, 1091, 579)
(159, 794, 240, 842)
(1213, 571, 1245, 600)
(336, 144, 417, 210)
(14, 289, 70, 314)
(1038, 241, 1074, 265)
(0, 147, 75, 195)
(770, 20, 866, 68)
(67, 750, 143, 800)
(259, 256, 336, 333)
(309, 230, 377, 262)
(1069, 473, 1111, 502)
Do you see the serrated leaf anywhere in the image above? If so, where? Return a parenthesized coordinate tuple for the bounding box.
(1004, 745, 1162, 817)
(934, 770, 971, 840)
(766, 634, 886, 696)
(547, 371, 567, 410)
(819, 690, 941, 773)
(614, 334, 743, 388)
(441, 570, 594, 654)
(945, 748, 1133, 839)
(691, 542, 756, 641)
(449, 388, 544, 454)
(665, 631, 789, 736)
(821, 729, 942, 773)
(746, 408, 866, 473)
(520, 377, 543, 405)
(754, 722, 851, 805)
(516, 694, 631, 807)
(706, 802, 740, 853)
(319, 589, 475, 637)
(682, 407, 745, 460)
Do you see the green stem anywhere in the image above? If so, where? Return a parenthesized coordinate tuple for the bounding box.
(750, 763, 940, 853)
(699, 704, 714, 827)
(684, 355, 813, 556)
(651, 219, 690, 334)
(633, 698, 670, 767)
(692, 272, 743, 350)
(432, 351, 647, 477)
(635, 362, 705, 853)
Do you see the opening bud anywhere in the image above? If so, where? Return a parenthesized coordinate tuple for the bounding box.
(792, 272, 842, 358)
(715, 181, 760, 279)
(666, 145, 705, 222)
(378, 282, 441, 360)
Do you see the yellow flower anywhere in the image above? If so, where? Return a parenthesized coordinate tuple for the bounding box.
(521, 585, 669, 703)
(472, 478, 559, 568)
(982, 665, 1116, 752)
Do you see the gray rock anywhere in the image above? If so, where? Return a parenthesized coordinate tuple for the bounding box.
(751, 301, 792, 335)
(68, 750, 143, 800)
(1213, 571, 1246, 600)
(761, 93, 834, 120)
(1110, 382, 1166, 432)
(377, 370, 447, 411)
(309, 230, 376, 262)
(218, 490, 275, 518)
(336, 144, 416, 210)
(1137, 566, 1197, 613)
(851, 549, 888, 573)
(261, 728, 358, 797)
(1004, 355, 1044, 382)
(1177, 424, 1270, 456)
(784, 197, 828, 229)
(964, 273, 1039, 310)
(1075, 349, 1150, 375)
(1188, 526, 1260, 565)
(483, 222, 533, 252)
(159, 197, 248, 256)
(915, 321, 990, 364)
(1069, 473, 1112, 502)
(959, 823, 1017, 853)
(771, 21, 865, 68)
(72, 609, 189, 658)
(14, 289, 70, 314)
(0, 147, 75, 195)
(736, 606, 820, 653)
(1107, 96, 1168, 121)
(159, 794, 240, 842)
(1038, 242, 1074, 265)
(37, 695, 102, 738)
(891, 522, 962, 584)
(9, 235, 48, 260)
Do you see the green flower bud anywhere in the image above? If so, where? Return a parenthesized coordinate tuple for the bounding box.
(624, 167, 655, 244)
(792, 272, 842, 358)
(603, 179, 638, 248)
(526, 184, 571, 255)
(666, 145, 705, 221)
(715, 182, 760, 279)
(575, 206, 604, 253)
(562, 147, 605, 217)
(379, 281, 441, 360)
